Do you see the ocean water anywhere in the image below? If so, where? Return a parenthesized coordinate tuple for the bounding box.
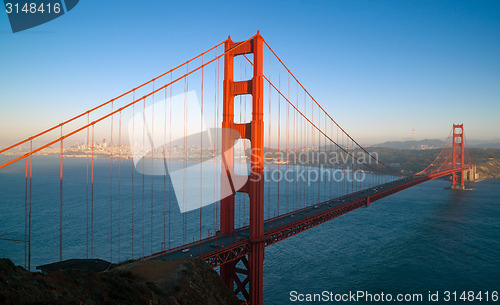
(263, 178, 500, 304)
(0, 155, 396, 268)
(0, 156, 498, 304)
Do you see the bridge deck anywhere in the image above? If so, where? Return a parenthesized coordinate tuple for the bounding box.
(142, 167, 467, 267)
(142, 173, 444, 266)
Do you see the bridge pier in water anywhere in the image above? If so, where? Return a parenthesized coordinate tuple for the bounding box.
(451, 165, 478, 190)
(220, 32, 265, 305)
(451, 124, 466, 190)
(450, 124, 477, 190)
(464, 165, 479, 182)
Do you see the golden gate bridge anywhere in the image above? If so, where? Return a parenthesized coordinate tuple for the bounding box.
(0, 32, 473, 305)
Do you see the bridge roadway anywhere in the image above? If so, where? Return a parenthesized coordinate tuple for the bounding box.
(143, 174, 434, 266)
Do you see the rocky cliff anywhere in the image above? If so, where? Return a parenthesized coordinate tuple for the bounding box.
(476, 158, 500, 179)
(0, 257, 241, 305)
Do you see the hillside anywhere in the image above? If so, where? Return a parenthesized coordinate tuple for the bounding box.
(0, 258, 240, 305)
(370, 139, 446, 150)
(368, 147, 500, 179)
(371, 139, 500, 150)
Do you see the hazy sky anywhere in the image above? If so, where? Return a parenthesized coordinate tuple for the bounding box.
(1, 0, 499, 146)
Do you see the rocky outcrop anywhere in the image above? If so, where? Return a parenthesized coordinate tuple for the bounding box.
(476, 159, 500, 179)
(0, 258, 241, 305)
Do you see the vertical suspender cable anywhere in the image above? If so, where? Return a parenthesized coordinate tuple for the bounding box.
(169, 73, 172, 249)
(293, 82, 297, 211)
(240, 58, 244, 224)
(151, 82, 155, 254)
(351, 139, 354, 193)
(311, 99, 314, 204)
(317, 107, 320, 201)
(200, 55, 204, 241)
(213, 50, 217, 234)
(118, 111, 122, 262)
(302, 90, 305, 207)
(86, 114, 89, 258)
(183, 63, 188, 245)
(91, 125, 94, 258)
(286, 73, 289, 214)
(246, 56, 250, 224)
(244, 56, 247, 224)
(142, 98, 145, 257)
(131, 95, 135, 258)
(110, 102, 113, 262)
(216, 54, 220, 231)
(328, 117, 332, 198)
(59, 126, 63, 261)
(163, 86, 167, 248)
(24, 148, 28, 268)
(305, 94, 308, 205)
(336, 127, 339, 197)
(28, 140, 32, 270)
(277, 63, 280, 216)
(267, 50, 271, 220)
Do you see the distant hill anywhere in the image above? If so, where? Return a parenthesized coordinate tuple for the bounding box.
(367, 147, 500, 178)
(370, 139, 500, 150)
(369, 139, 445, 150)
(469, 142, 500, 149)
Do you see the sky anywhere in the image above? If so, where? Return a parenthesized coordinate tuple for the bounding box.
(1, 0, 499, 146)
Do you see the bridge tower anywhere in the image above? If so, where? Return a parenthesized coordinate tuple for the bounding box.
(451, 124, 465, 190)
(220, 32, 265, 305)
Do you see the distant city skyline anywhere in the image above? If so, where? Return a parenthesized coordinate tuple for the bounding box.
(1, 0, 499, 147)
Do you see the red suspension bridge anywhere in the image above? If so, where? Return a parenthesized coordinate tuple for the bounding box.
(0, 32, 474, 305)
